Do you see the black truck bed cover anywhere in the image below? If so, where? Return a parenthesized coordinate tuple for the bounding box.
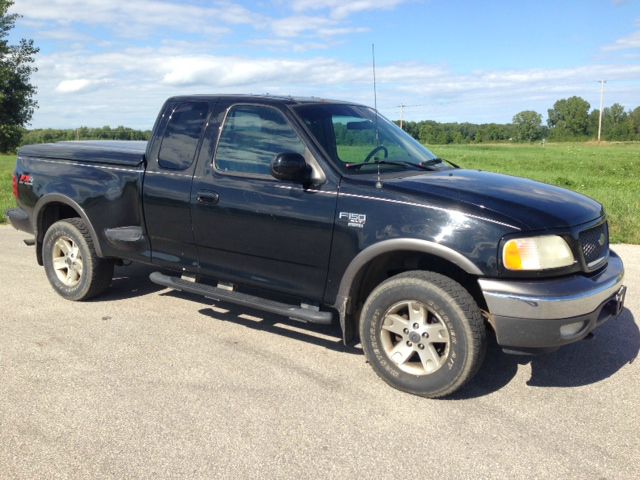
(18, 140, 147, 167)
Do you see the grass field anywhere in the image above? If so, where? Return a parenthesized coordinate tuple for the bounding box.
(431, 143, 639, 244)
(0, 154, 15, 224)
(1, 143, 638, 243)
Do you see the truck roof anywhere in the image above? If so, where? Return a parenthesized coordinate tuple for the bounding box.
(165, 94, 367, 107)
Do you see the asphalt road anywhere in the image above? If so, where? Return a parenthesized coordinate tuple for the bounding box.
(1, 225, 638, 479)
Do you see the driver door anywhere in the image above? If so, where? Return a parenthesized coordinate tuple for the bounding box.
(191, 102, 338, 301)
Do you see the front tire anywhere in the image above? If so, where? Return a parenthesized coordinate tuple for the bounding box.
(43, 218, 114, 301)
(359, 271, 486, 398)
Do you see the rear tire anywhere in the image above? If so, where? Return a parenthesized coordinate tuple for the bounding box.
(359, 270, 486, 398)
(43, 218, 114, 301)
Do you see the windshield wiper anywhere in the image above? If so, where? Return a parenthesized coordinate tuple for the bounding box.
(346, 159, 429, 171)
(421, 157, 460, 169)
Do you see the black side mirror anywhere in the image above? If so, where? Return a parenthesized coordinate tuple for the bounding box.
(271, 152, 311, 183)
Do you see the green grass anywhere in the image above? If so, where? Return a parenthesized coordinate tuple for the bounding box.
(0, 154, 16, 223)
(2, 143, 638, 243)
(431, 143, 640, 244)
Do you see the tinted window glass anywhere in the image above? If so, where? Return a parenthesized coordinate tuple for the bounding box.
(158, 102, 208, 170)
(215, 105, 305, 176)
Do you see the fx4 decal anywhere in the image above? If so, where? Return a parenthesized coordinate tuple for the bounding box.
(339, 211, 367, 229)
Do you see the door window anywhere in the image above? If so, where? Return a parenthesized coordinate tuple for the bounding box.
(158, 102, 209, 170)
(215, 105, 305, 176)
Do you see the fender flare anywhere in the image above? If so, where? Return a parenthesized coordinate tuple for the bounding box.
(33, 194, 104, 258)
(333, 238, 483, 342)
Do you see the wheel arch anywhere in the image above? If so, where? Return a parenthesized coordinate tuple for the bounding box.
(334, 239, 485, 344)
(33, 194, 104, 265)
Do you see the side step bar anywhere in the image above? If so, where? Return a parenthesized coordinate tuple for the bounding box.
(149, 272, 334, 325)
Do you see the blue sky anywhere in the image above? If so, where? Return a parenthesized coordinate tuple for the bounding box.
(8, 0, 640, 129)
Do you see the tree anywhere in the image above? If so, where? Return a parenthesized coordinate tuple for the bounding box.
(0, 0, 38, 152)
(602, 103, 633, 140)
(630, 106, 640, 137)
(547, 96, 590, 139)
(512, 110, 542, 142)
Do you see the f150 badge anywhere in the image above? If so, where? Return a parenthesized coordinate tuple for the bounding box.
(339, 211, 367, 229)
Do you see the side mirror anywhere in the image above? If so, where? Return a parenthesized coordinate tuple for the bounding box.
(271, 152, 311, 183)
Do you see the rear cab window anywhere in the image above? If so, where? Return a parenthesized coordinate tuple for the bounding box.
(158, 102, 209, 170)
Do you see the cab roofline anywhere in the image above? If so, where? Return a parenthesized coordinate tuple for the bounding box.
(164, 93, 367, 107)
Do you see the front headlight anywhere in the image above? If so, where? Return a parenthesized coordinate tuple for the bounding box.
(502, 235, 575, 271)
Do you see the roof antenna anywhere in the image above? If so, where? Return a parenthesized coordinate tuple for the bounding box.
(372, 43, 383, 189)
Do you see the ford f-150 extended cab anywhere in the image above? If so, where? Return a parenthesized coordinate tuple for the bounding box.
(7, 95, 626, 397)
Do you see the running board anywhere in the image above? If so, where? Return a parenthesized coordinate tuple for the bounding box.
(149, 272, 334, 325)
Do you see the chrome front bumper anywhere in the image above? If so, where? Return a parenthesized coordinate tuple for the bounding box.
(478, 251, 625, 351)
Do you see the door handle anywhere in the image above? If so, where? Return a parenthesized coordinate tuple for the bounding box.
(196, 191, 219, 205)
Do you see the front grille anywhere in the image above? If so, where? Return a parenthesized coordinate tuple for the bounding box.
(579, 222, 609, 268)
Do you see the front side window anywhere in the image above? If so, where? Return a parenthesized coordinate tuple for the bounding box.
(158, 102, 209, 170)
(215, 105, 306, 176)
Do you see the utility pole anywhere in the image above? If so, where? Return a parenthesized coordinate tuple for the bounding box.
(395, 103, 427, 130)
(597, 80, 606, 143)
(399, 104, 406, 129)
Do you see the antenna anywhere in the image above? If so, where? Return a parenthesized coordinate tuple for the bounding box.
(372, 44, 380, 144)
(372, 43, 382, 189)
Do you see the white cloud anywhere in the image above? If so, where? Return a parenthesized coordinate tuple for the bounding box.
(602, 20, 640, 51)
(12, 0, 256, 36)
(271, 15, 335, 38)
(247, 38, 333, 53)
(55, 79, 97, 93)
(37, 29, 92, 42)
(12, 0, 380, 42)
(29, 45, 640, 129)
(289, 0, 409, 19)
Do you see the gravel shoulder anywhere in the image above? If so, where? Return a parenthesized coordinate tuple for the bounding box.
(1, 225, 638, 479)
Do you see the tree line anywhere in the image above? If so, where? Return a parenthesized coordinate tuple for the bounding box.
(10, 97, 640, 151)
(399, 97, 640, 144)
(21, 126, 152, 145)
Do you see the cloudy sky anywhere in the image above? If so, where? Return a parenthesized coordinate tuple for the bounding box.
(8, 0, 640, 129)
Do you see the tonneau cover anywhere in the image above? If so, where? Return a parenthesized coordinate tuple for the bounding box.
(18, 140, 147, 167)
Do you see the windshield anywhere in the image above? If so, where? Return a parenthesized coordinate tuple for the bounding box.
(293, 103, 449, 174)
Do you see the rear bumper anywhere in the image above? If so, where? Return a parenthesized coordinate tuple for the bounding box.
(479, 251, 625, 353)
(6, 208, 33, 234)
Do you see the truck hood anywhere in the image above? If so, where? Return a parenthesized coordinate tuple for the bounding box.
(385, 169, 604, 230)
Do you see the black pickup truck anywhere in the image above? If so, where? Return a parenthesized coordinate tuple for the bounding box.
(7, 95, 626, 397)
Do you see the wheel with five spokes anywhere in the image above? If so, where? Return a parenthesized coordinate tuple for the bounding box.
(359, 270, 486, 398)
(43, 218, 114, 301)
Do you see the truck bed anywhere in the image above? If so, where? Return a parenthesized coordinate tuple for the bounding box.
(18, 140, 147, 167)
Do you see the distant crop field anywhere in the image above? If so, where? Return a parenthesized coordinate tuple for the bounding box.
(431, 143, 639, 244)
(1, 143, 638, 243)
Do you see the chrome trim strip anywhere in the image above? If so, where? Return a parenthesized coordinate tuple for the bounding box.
(587, 255, 607, 268)
(145, 170, 193, 179)
(30, 157, 143, 174)
(479, 251, 624, 320)
(31, 156, 193, 178)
